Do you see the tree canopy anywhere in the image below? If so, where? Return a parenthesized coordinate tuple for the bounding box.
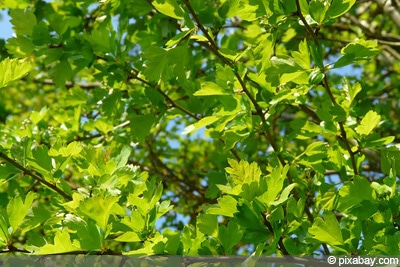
(0, 0, 400, 260)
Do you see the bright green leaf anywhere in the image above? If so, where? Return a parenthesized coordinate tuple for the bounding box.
(225, 159, 262, 185)
(37, 230, 80, 255)
(7, 192, 36, 232)
(0, 58, 32, 88)
(309, 0, 328, 24)
(153, 0, 185, 19)
(182, 115, 220, 135)
(334, 39, 379, 68)
(207, 195, 238, 217)
(194, 81, 229, 96)
(309, 211, 343, 245)
(115, 231, 142, 242)
(77, 195, 123, 230)
(326, 0, 356, 19)
(355, 110, 381, 136)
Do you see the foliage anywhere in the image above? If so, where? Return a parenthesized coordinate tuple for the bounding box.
(0, 0, 400, 259)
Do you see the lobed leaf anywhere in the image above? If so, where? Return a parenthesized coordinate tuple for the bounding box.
(309, 212, 343, 245)
(0, 58, 32, 88)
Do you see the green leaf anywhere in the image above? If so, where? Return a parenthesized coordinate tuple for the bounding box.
(194, 81, 229, 96)
(343, 78, 362, 105)
(271, 56, 300, 73)
(7, 192, 36, 232)
(142, 47, 171, 82)
(338, 175, 375, 210)
(0, 0, 30, 8)
(32, 22, 51, 46)
(207, 195, 238, 217)
(114, 146, 132, 168)
(270, 183, 297, 206)
(234, 201, 264, 230)
(309, 0, 328, 24)
(305, 141, 327, 156)
(31, 145, 53, 172)
(237, 0, 267, 21)
(292, 40, 310, 70)
(182, 115, 220, 135)
(37, 230, 80, 255)
(259, 165, 289, 205)
(115, 231, 142, 242)
(130, 114, 156, 143)
(309, 211, 343, 245)
(189, 34, 209, 42)
(153, 0, 185, 19)
(355, 110, 381, 136)
(166, 29, 194, 48)
(10, 9, 37, 35)
(77, 195, 123, 230)
(334, 39, 379, 68)
(48, 60, 73, 87)
(84, 26, 116, 54)
(197, 214, 218, 237)
(63, 215, 103, 250)
(363, 133, 394, 148)
(218, 221, 243, 252)
(6, 36, 35, 57)
(254, 34, 275, 72)
(163, 229, 181, 254)
(0, 213, 9, 243)
(326, 0, 356, 19)
(225, 159, 262, 185)
(380, 146, 400, 175)
(0, 58, 32, 88)
(30, 106, 48, 125)
(309, 42, 324, 68)
(50, 142, 83, 157)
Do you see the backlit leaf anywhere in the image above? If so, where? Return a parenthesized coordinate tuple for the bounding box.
(7, 192, 36, 232)
(37, 230, 80, 254)
(326, 0, 356, 19)
(153, 0, 185, 19)
(194, 82, 229, 96)
(355, 110, 381, 136)
(0, 58, 32, 88)
(309, 212, 343, 245)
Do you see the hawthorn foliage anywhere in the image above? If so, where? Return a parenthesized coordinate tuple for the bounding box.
(0, 0, 400, 258)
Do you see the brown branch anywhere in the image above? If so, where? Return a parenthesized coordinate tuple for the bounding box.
(373, 0, 400, 28)
(294, 0, 319, 45)
(294, 0, 359, 176)
(263, 218, 290, 255)
(130, 72, 199, 120)
(0, 152, 72, 200)
(41, 79, 103, 89)
(322, 76, 359, 175)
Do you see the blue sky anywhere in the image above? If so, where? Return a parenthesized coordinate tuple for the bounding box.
(0, 10, 13, 39)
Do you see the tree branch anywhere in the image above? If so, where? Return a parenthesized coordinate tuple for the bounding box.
(0, 152, 72, 200)
(373, 0, 400, 28)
